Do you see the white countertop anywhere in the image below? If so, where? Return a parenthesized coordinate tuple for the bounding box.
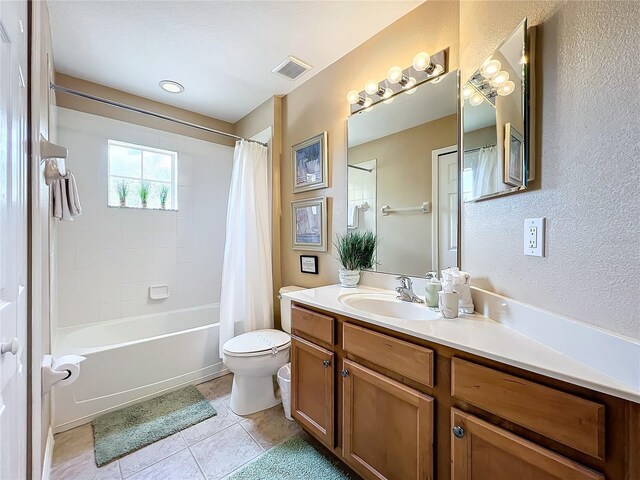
(284, 285, 640, 404)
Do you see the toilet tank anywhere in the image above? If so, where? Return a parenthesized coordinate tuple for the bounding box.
(279, 286, 305, 334)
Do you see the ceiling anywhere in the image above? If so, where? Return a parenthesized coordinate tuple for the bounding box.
(348, 72, 458, 148)
(48, 1, 423, 123)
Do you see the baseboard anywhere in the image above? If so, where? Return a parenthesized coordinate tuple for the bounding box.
(41, 427, 54, 480)
(52, 368, 230, 434)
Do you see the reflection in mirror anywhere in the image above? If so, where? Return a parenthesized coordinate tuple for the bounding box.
(462, 19, 529, 202)
(347, 72, 459, 277)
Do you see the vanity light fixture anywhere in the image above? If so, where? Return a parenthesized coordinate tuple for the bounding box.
(497, 80, 516, 96)
(412, 51, 437, 74)
(480, 59, 501, 79)
(159, 80, 184, 94)
(469, 93, 484, 107)
(346, 90, 365, 106)
(491, 71, 510, 87)
(364, 80, 386, 97)
(346, 47, 448, 114)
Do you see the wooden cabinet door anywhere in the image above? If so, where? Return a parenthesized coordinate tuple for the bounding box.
(342, 359, 434, 480)
(291, 336, 334, 447)
(451, 409, 604, 480)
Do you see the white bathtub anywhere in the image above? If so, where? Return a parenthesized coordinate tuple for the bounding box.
(52, 305, 227, 432)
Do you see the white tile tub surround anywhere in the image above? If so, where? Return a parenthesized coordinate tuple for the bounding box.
(55, 108, 233, 328)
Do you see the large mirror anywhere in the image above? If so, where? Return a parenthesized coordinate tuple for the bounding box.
(462, 19, 529, 202)
(347, 71, 459, 277)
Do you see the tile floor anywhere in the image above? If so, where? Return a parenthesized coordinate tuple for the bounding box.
(50, 374, 311, 480)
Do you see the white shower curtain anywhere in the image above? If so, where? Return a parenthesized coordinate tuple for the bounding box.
(219, 140, 273, 355)
(472, 145, 498, 199)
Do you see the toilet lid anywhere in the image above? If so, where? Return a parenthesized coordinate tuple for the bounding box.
(223, 329, 291, 357)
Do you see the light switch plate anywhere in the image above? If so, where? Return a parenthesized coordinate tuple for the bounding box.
(524, 218, 545, 257)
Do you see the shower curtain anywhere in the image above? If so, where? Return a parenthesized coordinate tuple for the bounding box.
(472, 145, 498, 199)
(219, 140, 273, 355)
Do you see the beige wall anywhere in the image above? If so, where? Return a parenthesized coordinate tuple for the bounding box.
(281, 0, 460, 288)
(234, 97, 284, 325)
(460, 1, 640, 339)
(55, 73, 236, 147)
(348, 115, 457, 276)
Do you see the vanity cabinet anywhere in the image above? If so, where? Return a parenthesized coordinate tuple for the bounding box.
(289, 301, 639, 480)
(451, 409, 603, 480)
(290, 336, 334, 447)
(342, 359, 434, 480)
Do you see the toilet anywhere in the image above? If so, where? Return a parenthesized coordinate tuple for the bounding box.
(222, 286, 304, 415)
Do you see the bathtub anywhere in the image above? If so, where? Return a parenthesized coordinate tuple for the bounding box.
(52, 304, 227, 432)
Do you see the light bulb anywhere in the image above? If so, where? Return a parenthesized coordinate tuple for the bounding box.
(462, 84, 474, 99)
(387, 66, 404, 84)
(402, 76, 417, 90)
(469, 93, 484, 106)
(363, 97, 373, 108)
(491, 71, 509, 87)
(412, 51, 431, 71)
(497, 80, 515, 96)
(364, 80, 380, 96)
(382, 88, 393, 100)
(405, 87, 417, 95)
(481, 59, 501, 79)
(433, 64, 444, 75)
(364, 106, 375, 112)
(383, 96, 394, 105)
(346, 90, 362, 105)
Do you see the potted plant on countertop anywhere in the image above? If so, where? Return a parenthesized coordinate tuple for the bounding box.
(159, 185, 169, 210)
(116, 180, 129, 207)
(139, 181, 150, 208)
(334, 230, 378, 288)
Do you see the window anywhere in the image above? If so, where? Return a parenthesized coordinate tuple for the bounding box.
(108, 140, 178, 210)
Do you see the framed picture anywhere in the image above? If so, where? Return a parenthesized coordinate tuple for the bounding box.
(292, 132, 328, 193)
(300, 255, 319, 274)
(504, 122, 525, 186)
(291, 197, 327, 251)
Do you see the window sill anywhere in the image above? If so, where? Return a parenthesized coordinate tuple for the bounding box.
(108, 205, 178, 212)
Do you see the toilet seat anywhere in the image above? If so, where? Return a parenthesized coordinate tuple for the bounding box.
(223, 329, 290, 357)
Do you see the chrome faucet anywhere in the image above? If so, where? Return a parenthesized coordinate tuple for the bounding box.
(395, 276, 424, 303)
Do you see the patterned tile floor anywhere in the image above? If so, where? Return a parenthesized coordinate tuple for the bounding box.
(50, 374, 310, 480)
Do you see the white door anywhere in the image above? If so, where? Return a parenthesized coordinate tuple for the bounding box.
(0, 1, 28, 479)
(433, 149, 458, 272)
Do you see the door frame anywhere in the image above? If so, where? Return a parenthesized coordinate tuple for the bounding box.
(431, 145, 458, 273)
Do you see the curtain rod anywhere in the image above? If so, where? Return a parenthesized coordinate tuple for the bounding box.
(50, 83, 268, 147)
(348, 164, 373, 173)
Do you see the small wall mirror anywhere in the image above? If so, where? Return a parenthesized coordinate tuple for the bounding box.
(347, 71, 459, 277)
(462, 19, 530, 202)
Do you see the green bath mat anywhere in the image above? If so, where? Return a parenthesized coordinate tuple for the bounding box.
(228, 436, 352, 480)
(92, 385, 216, 466)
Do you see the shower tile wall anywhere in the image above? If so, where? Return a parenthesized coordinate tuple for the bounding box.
(55, 108, 234, 329)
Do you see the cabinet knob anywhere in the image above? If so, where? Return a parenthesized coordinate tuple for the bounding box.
(323, 360, 331, 368)
(452, 426, 465, 439)
(1, 337, 20, 356)
(340, 369, 349, 377)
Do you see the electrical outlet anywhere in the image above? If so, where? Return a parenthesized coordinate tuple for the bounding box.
(524, 218, 545, 257)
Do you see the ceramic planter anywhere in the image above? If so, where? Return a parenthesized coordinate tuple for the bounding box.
(119, 199, 126, 207)
(339, 269, 360, 288)
(141, 201, 148, 208)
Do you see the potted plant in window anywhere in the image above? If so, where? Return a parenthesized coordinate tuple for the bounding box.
(116, 180, 128, 207)
(334, 230, 378, 288)
(159, 185, 169, 210)
(139, 182, 150, 208)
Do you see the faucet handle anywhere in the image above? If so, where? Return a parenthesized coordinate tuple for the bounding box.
(395, 276, 409, 289)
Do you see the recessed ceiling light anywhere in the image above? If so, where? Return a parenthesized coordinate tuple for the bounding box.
(159, 80, 184, 94)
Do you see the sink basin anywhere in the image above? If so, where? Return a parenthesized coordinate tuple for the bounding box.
(338, 292, 441, 321)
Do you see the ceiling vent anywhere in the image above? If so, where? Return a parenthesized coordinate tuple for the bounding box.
(272, 56, 312, 80)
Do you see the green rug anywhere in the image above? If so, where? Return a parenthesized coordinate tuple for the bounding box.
(92, 385, 216, 466)
(228, 436, 352, 480)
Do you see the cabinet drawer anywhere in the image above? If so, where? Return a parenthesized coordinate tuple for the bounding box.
(291, 304, 335, 345)
(451, 358, 605, 459)
(343, 323, 434, 387)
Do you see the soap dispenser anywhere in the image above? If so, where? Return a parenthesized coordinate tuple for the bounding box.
(424, 271, 441, 308)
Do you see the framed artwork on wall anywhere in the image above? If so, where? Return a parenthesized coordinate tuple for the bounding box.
(291, 197, 327, 251)
(300, 255, 319, 274)
(292, 132, 328, 193)
(504, 122, 524, 187)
